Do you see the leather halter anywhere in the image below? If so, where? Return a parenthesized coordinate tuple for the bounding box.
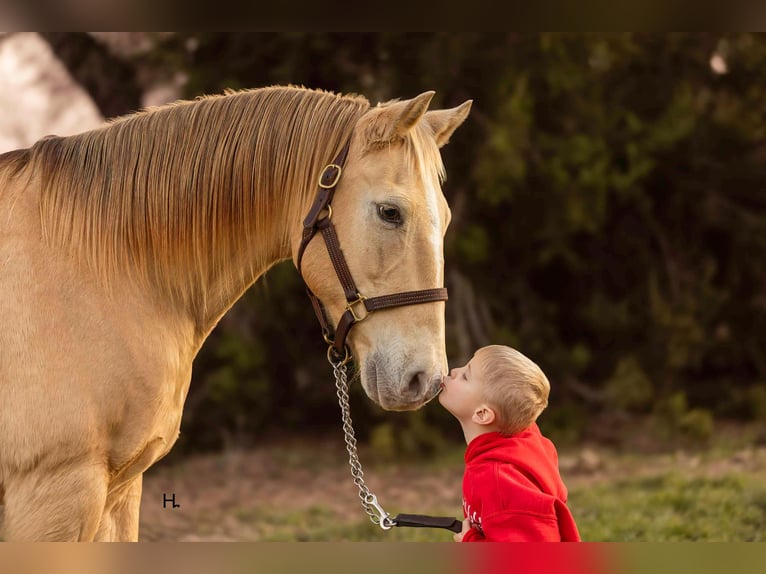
(296, 139, 448, 365)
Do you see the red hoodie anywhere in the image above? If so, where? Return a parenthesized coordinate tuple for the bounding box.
(461, 424, 580, 542)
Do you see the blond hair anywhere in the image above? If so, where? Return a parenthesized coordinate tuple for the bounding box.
(475, 345, 550, 435)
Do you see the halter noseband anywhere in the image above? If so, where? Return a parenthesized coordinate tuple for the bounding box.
(296, 139, 448, 365)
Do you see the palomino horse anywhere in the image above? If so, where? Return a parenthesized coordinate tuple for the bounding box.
(0, 85, 471, 541)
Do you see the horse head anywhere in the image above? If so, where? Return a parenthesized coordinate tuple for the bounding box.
(296, 91, 472, 411)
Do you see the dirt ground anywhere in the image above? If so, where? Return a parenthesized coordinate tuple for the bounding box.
(138, 427, 766, 541)
(139, 436, 464, 541)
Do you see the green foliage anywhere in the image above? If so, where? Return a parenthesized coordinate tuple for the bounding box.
(605, 356, 655, 412)
(653, 392, 715, 444)
(746, 384, 766, 421)
(455, 224, 490, 264)
(368, 424, 398, 462)
(678, 409, 715, 442)
(538, 403, 588, 446)
(656, 392, 690, 422)
(368, 409, 454, 462)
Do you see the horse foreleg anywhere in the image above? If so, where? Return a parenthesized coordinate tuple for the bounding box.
(2, 460, 108, 541)
(94, 475, 143, 542)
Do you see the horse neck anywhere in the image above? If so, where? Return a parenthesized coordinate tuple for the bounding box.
(190, 168, 307, 341)
(190, 127, 352, 339)
(196, 220, 287, 338)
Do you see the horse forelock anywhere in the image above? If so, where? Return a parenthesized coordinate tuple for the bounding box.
(408, 120, 447, 187)
(33, 86, 370, 312)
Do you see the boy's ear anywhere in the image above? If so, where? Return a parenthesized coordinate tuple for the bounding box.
(472, 405, 496, 426)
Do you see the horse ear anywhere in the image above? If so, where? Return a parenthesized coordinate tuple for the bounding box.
(424, 100, 473, 147)
(366, 91, 435, 143)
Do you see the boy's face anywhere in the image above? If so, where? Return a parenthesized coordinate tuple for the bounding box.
(438, 352, 487, 423)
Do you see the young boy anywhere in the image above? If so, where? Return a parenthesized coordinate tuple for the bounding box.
(438, 345, 580, 542)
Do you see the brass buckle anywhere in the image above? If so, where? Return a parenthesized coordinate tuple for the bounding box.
(318, 164, 343, 189)
(346, 293, 369, 323)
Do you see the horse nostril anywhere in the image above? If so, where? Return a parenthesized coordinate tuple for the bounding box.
(406, 371, 428, 398)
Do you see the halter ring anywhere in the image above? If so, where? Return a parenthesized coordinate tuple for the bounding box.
(328, 344, 351, 366)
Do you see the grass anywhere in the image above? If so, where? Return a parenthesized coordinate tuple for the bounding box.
(570, 472, 766, 541)
(229, 470, 766, 542)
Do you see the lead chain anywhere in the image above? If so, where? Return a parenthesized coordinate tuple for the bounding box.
(331, 359, 396, 530)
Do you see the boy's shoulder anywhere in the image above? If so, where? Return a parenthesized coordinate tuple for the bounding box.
(466, 425, 558, 468)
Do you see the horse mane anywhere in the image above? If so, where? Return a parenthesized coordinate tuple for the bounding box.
(28, 85, 445, 316)
(30, 86, 367, 309)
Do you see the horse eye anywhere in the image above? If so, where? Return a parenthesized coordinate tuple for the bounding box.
(378, 204, 402, 224)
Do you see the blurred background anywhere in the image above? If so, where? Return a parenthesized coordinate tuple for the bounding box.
(2, 32, 765, 541)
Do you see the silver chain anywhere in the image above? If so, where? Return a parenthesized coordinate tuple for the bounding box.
(331, 359, 396, 530)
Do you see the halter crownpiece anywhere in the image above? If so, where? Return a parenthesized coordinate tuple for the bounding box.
(296, 138, 448, 365)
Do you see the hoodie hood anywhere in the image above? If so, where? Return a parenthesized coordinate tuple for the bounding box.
(465, 424, 568, 502)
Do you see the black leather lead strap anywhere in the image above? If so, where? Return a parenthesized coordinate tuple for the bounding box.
(393, 513, 462, 533)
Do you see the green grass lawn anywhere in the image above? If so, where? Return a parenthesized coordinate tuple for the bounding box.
(571, 472, 766, 541)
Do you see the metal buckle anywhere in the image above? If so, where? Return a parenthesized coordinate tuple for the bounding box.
(346, 293, 369, 323)
(318, 164, 342, 189)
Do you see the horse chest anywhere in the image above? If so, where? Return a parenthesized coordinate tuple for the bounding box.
(106, 367, 191, 486)
(96, 314, 196, 483)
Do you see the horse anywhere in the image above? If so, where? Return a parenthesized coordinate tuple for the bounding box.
(0, 85, 471, 541)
